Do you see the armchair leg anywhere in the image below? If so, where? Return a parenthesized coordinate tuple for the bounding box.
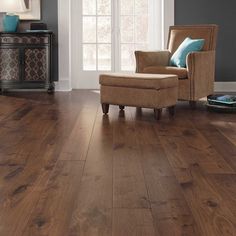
(154, 109, 162, 120)
(102, 103, 109, 114)
(168, 106, 175, 117)
(119, 105, 125, 110)
(189, 101, 197, 109)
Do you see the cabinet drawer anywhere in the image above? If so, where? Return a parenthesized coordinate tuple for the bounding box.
(0, 36, 49, 44)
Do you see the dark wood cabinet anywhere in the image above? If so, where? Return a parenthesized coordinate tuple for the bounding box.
(0, 32, 54, 93)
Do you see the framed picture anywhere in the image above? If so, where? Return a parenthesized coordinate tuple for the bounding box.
(18, 0, 41, 20)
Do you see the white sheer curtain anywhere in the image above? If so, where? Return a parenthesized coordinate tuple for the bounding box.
(119, 0, 174, 70)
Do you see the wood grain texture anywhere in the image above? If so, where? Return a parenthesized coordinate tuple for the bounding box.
(23, 161, 84, 236)
(0, 91, 235, 236)
(113, 108, 150, 209)
(68, 110, 115, 236)
(133, 118, 199, 236)
(59, 107, 98, 161)
(113, 209, 156, 236)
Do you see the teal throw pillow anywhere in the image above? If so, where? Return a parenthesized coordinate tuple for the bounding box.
(170, 37, 205, 68)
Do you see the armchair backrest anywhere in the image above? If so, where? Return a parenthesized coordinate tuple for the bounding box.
(167, 25, 218, 54)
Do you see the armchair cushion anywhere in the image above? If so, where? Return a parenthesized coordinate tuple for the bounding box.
(170, 37, 205, 68)
(143, 66, 188, 79)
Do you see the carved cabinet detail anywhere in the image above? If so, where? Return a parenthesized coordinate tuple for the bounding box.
(24, 48, 47, 81)
(0, 48, 20, 81)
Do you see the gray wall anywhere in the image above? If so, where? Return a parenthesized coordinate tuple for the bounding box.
(0, 0, 58, 81)
(175, 0, 236, 82)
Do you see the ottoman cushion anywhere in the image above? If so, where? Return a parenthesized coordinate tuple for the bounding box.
(99, 73, 178, 90)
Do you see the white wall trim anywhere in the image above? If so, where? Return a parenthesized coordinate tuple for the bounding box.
(55, 79, 72, 91)
(215, 82, 236, 93)
(57, 0, 72, 91)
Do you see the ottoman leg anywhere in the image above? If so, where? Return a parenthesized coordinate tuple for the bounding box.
(168, 105, 175, 117)
(119, 105, 125, 110)
(154, 109, 162, 120)
(102, 104, 109, 114)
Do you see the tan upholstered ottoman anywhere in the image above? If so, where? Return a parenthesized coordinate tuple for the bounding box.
(99, 73, 178, 120)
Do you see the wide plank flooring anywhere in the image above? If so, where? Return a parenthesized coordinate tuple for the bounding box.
(0, 90, 236, 236)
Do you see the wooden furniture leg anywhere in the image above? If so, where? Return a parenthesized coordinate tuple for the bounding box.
(168, 106, 175, 117)
(102, 104, 109, 114)
(154, 109, 162, 120)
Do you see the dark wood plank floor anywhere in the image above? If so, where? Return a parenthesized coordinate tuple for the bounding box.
(0, 90, 236, 236)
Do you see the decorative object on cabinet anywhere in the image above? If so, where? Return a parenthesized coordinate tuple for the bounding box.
(30, 23, 48, 31)
(0, 32, 54, 94)
(0, 0, 27, 32)
(18, 0, 41, 20)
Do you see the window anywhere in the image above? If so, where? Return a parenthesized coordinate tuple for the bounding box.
(81, 0, 163, 72)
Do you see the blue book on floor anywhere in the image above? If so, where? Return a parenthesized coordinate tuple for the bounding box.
(208, 95, 236, 107)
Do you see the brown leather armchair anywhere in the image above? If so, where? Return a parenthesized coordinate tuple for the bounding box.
(135, 25, 218, 106)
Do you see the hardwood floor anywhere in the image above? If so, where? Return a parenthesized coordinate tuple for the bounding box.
(0, 90, 235, 236)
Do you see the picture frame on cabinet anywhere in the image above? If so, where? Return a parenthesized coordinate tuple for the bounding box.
(18, 0, 41, 20)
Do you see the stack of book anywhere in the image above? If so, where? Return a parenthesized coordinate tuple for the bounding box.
(26, 30, 52, 33)
(207, 95, 236, 112)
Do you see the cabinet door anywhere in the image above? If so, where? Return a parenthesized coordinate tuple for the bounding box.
(24, 47, 48, 81)
(0, 48, 20, 81)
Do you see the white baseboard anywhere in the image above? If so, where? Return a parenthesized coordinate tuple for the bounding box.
(214, 82, 236, 93)
(55, 79, 72, 92)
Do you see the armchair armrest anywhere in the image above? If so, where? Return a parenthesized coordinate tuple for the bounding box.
(135, 50, 171, 73)
(186, 51, 216, 100)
